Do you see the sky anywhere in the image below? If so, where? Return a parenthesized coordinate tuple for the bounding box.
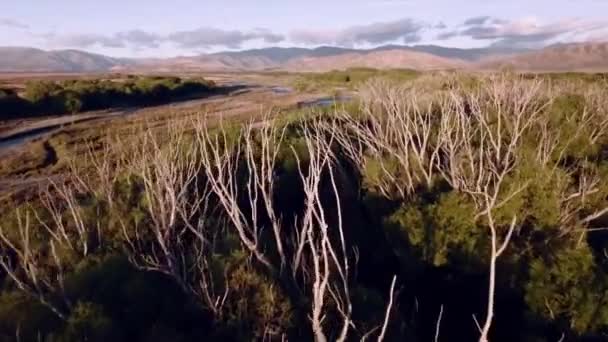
(1, 0, 608, 58)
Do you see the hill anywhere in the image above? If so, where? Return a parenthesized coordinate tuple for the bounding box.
(1, 43, 607, 73)
(478, 42, 608, 71)
(283, 49, 466, 71)
(0, 47, 130, 72)
(209, 45, 526, 64)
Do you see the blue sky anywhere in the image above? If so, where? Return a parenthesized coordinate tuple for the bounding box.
(1, 0, 607, 57)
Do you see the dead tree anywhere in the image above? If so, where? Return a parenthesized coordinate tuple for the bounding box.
(122, 121, 202, 282)
(66, 133, 125, 206)
(336, 81, 444, 198)
(0, 209, 67, 320)
(195, 116, 286, 271)
(0, 181, 93, 320)
(244, 121, 288, 268)
(118, 120, 230, 315)
(438, 75, 549, 342)
(291, 121, 353, 342)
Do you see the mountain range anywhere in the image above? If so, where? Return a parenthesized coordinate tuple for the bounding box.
(0, 43, 606, 73)
(0, 47, 131, 73)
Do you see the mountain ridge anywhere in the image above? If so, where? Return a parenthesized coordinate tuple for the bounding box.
(0, 47, 132, 73)
(478, 42, 608, 71)
(0, 43, 607, 73)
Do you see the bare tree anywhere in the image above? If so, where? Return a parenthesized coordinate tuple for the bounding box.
(243, 121, 288, 269)
(115, 120, 232, 315)
(121, 121, 202, 281)
(0, 209, 68, 320)
(336, 81, 445, 198)
(0, 180, 93, 320)
(437, 75, 549, 342)
(291, 121, 353, 342)
(195, 116, 287, 271)
(345, 74, 556, 341)
(377, 275, 398, 342)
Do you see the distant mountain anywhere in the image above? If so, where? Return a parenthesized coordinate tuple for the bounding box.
(0, 47, 131, 72)
(283, 49, 466, 72)
(169, 45, 523, 72)
(209, 45, 525, 64)
(221, 46, 359, 62)
(132, 54, 278, 72)
(478, 42, 608, 71)
(391, 45, 529, 61)
(1, 43, 606, 73)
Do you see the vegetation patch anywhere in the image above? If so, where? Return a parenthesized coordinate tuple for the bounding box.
(0, 75, 216, 119)
(1, 72, 608, 341)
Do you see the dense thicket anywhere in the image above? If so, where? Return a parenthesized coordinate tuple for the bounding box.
(0, 76, 215, 119)
(1, 73, 608, 341)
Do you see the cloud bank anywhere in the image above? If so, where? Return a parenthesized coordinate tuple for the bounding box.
(0, 18, 29, 29)
(45, 18, 428, 51)
(46, 27, 284, 50)
(8, 15, 607, 53)
(168, 28, 284, 49)
(290, 18, 426, 46)
(438, 16, 608, 47)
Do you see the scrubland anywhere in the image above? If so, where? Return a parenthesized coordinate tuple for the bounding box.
(1, 72, 608, 341)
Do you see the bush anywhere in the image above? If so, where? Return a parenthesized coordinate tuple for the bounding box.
(1, 76, 215, 118)
(384, 192, 485, 268)
(62, 90, 84, 114)
(60, 302, 117, 342)
(224, 263, 293, 338)
(525, 245, 608, 334)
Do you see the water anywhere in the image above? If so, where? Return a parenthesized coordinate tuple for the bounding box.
(0, 129, 52, 152)
(271, 86, 294, 94)
(297, 95, 353, 108)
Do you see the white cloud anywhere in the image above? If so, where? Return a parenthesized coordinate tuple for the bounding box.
(45, 27, 284, 50)
(290, 18, 426, 46)
(0, 18, 28, 29)
(168, 27, 284, 49)
(438, 16, 608, 47)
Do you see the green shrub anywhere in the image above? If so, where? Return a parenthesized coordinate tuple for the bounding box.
(60, 302, 117, 342)
(525, 245, 608, 334)
(62, 90, 84, 113)
(2, 76, 215, 118)
(384, 192, 484, 268)
(224, 262, 293, 338)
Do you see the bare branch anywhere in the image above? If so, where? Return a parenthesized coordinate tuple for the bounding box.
(377, 275, 397, 342)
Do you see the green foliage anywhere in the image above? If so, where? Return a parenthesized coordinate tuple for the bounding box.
(493, 159, 569, 231)
(23, 80, 62, 103)
(384, 192, 484, 268)
(62, 90, 84, 114)
(224, 263, 293, 338)
(525, 245, 608, 334)
(0, 255, 216, 341)
(2, 76, 215, 118)
(361, 155, 403, 196)
(60, 302, 116, 342)
(545, 93, 600, 159)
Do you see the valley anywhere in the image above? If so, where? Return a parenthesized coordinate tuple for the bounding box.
(2, 4, 608, 339)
